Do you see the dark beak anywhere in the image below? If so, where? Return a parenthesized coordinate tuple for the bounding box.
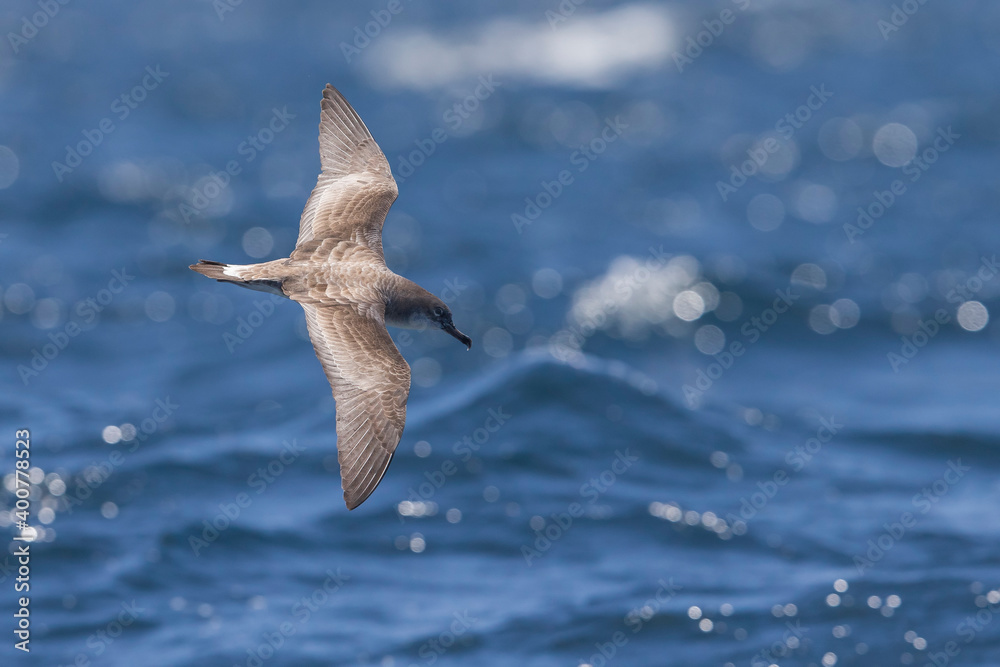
(442, 322, 472, 350)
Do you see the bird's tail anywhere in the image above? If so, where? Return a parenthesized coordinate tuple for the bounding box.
(189, 260, 286, 297)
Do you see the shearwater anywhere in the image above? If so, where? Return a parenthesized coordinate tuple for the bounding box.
(191, 84, 472, 510)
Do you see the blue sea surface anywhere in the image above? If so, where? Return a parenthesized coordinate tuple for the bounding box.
(2, 0, 1000, 665)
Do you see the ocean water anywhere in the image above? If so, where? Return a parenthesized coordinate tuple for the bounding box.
(2, 0, 1000, 665)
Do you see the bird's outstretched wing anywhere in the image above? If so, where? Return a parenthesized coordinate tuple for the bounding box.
(301, 302, 411, 509)
(295, 84, 398, 257)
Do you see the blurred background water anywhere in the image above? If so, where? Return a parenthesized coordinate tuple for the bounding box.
(2, 0, 1000, 665)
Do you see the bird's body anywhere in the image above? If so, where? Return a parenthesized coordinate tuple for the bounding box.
(190, 85, 471, 510)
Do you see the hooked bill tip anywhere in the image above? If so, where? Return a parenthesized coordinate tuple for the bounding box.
(442, 322, 472, 350)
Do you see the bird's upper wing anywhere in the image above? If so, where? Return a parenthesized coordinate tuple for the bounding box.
(295, 84, 398, 257)
(301, 301, 410, 509)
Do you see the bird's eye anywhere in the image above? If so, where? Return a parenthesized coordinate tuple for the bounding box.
(433, 307, 444, 317)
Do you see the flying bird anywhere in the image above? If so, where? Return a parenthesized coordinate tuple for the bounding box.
(191, 84, 472, 510)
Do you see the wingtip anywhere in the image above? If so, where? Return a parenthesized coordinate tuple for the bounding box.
(322, 83, 340, 100)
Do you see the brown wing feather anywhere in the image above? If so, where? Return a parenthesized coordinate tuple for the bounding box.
(301, 302, 410, 509)
(295, 84, 398, 256)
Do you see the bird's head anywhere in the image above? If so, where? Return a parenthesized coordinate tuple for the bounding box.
(425, 299, 472, 350)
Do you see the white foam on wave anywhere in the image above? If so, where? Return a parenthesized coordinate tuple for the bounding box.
(363, 3, 675, 90)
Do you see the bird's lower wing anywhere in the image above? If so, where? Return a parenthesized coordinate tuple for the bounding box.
(301, 302, 411, 509)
